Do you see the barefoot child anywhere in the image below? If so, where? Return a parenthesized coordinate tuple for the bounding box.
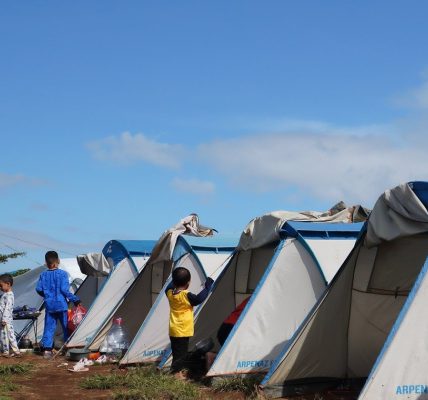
(0, 273, 21, 357)
(166, 267, 213, 375)
(36, 251, 81, 359)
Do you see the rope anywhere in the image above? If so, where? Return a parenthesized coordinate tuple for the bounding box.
(0, 231, 76, 257)
(0, 240, 42, 267)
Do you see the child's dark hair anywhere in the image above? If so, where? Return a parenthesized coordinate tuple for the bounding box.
(45, 250, 59, 266)
(0, 274, 13, 286)
(172, 267, 191, 287)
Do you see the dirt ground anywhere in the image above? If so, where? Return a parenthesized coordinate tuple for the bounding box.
(1, 353, 359, 400)
(2, 353, 246, 400)
(3, 353, 114, 400)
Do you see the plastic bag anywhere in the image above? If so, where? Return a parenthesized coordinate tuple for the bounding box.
(67, 304, 87, 334)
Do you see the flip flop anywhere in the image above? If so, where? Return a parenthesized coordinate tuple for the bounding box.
(68, 367, 89, 372)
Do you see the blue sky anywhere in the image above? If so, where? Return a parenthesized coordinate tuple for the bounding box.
(1, 1, 428, 271)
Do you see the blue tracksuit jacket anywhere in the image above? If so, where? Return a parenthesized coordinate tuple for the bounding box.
(35, 268, 80, 349)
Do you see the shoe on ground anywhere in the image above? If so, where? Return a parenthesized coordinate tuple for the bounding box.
(43, 351, 53, 359)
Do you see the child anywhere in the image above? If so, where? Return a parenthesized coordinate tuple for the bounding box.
(165, 267, 213, 375)
(0, 274, 21, 357)
(36, 251, 81, 359)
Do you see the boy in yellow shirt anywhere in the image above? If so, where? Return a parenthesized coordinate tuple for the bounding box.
(165, 267, 213, 374)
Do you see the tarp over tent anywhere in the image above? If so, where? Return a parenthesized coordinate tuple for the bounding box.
(66, 240, 156, 348)
(14, 258, 85, 340)
(87, 235, 236, 361)
(158, 204, 367, 371)
(76, 252, 110, 277)
(261, 181, 428, 399)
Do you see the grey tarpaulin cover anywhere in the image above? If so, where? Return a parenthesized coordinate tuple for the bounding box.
(365, 182, 428, 247)
(76, 252, 111, 277)
(147, 213, 216, 264)
(238, 202, 369, 251)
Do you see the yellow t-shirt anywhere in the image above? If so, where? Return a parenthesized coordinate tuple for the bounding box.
(167, 288, 194, 337)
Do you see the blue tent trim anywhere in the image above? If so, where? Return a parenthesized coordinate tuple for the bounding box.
(102, 240, 157, 273)
(409, 181, 428, 210)
(282, 221, 363, 240)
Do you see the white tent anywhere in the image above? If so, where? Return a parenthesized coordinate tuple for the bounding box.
(14, 258, 85, 341)
(261, 181, 428, 399)
(86, 235, 236, 362)
(205, 221, 362, 377)
(66, 240, 155, 348)
(158, 207, 366, 371)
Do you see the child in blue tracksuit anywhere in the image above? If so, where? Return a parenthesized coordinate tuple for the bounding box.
(36, 251, 80, 358)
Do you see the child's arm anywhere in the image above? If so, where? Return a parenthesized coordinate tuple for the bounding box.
(164, 281, 174, 297)
(35, 275, 44, 297)
(2, 294, 13, 324)
(0, 297, 6, 318)
(187, 278, 214, 306)
(59, 272, 80, 305)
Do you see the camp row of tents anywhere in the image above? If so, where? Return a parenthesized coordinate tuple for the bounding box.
(13, 181, 428, 399)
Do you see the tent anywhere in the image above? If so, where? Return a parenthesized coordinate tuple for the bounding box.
(14, 258, 85, 341)
(205, 221, 362, 377)
(85, 235, 236, 363)
(66, 240, 156, 348)
(261, 181, 428, 399)
(155, 205, 361, 376)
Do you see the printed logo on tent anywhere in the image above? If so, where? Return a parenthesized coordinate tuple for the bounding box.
(142, 349, 167, 358)
(396, 385, 428, 395)
(236, 359, 273, 370)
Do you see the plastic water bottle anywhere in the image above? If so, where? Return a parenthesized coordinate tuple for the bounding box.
(100, 317, 129, 358)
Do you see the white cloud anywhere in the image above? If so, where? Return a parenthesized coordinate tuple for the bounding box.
(0, 173, 26, 190)
(0, 172, 45, 191)
(86, 132, 185, 168)
(29, 202, 50, 212)
(197, 126, 426, 205)
(171, 178, 215, 196)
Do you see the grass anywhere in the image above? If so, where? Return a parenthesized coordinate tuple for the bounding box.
(212, 375, 263, 398)
(0, 363, 33, 375)
(0, 376, 18, 392)
(81, 366, 201, 400)
(0, 362, 34, 397)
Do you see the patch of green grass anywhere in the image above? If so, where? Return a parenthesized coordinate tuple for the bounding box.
(81, 367, 201, 400)
(0, 377, 18, 392)
(212, 375, 262, 398)
(0, 362, 34, 397)
(80, 373, 124, 390)
(0, 363, 33, 375)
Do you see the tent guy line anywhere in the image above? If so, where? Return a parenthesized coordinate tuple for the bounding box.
(0, 231, 77, 257)
(0, 240, 43, 267)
